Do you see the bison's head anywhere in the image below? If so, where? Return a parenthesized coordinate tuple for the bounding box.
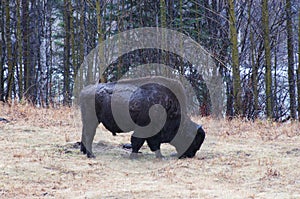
(179, 125, 205, 158)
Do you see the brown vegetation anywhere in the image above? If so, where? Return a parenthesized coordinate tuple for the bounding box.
(0, 103, 299, 198)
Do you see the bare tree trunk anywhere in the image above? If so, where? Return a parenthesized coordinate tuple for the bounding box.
(86, 10, 93, 85)
(44, 0, 52, 106)
(73, 0, 84, 104)
(96, 0, 106, 83)
(262, 0, 273, 118)
(69, 0, 76, 97)
(286, 0, 296, 119)
(49, 1, 54, 106)
(160, 0, 168, 75)
(179, 0, 184, 74)
(16, 0, 23, 100)
(5, 0, 13, 101)
(228, 0, 242, 116)
(79, 0, 85, 87)
(248, 0, 258, 119)
(117, 0, 124, 80)
(274, 38, 279, 120)
(298, 10, 300, 121)
(22, 0, 29, 99)
(0, 0, 4, 101)
(63, 0, 71, 105)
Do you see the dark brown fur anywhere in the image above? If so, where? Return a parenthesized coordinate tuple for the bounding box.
(80, 76, 205, 158)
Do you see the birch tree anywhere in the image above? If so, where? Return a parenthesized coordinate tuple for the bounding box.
(0, 0, 4, 101)
(298, 10, 300, 121)
(5, 0, 13, 100)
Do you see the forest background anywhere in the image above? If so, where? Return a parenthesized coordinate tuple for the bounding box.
(0, 0, 299, 121)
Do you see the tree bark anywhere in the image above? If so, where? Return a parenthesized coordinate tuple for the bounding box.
(298, 10, 300, 121)
(179, 0, 184, 74)
(79, 0, 85, 88)
(96, 0, 106, 83)
(286, 0, 296, 119)
(248, 0, 259, 119)
(69, 0, 76, 90)
(22, 0, 29, 99)
(228, 0, 242, 116)
(5, 0, 13, 100)
(86, 10, 93, 85)
(160, 0, 168, 74)
(0, 0, 4, 101)
(16, 0, 23, 100)
(63, 0, 71, 105)
(262, 0, 273, 118)
(117, 0, 124, 80)
(73, 0, 84, 104)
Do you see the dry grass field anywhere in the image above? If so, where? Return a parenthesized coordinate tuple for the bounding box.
(0, 103, 300, 198)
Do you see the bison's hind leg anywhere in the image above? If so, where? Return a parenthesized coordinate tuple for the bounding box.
(80, 84, 99, 158)
(81, 123, 98, 158)
(80, 141, 95, 158)
(80, 142, 87, 154)
(130, 136, 145, 159)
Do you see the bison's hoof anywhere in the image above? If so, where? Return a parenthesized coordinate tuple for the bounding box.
(170, 152, 178, 157)
(155, 150, 164, 159)
(122, 143, 132, 149)
(129, 152, 139, 159)
(87, 152, 96, 158)
(80, 142, 87, 154)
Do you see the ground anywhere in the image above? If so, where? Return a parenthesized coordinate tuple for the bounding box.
(0, 103, 299, 198)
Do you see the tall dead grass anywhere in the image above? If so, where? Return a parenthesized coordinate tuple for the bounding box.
(0, 102, 81, 129)
(1, 102, 299, 140)
(194, 116, 300, 140)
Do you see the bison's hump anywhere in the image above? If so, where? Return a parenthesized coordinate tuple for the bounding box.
(128, 83, 181, 121)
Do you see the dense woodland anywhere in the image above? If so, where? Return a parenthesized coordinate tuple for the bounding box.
(0, 0, 299, 121)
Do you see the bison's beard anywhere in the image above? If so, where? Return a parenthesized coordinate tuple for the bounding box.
(179, 126, 206, 158)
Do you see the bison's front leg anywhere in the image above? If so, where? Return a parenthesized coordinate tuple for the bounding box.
(130, 136, 145, 159)
(146, 136, 164, 159)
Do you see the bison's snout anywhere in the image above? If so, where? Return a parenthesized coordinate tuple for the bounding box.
(179, 126, 206, 159)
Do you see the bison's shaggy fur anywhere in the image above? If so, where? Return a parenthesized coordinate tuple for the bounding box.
(80, 76, 205, 159)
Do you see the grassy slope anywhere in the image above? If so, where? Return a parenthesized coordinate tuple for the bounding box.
(0, 103, 300, 198)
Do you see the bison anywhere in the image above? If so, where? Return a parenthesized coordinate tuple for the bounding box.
(80, 76, 205, 159)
